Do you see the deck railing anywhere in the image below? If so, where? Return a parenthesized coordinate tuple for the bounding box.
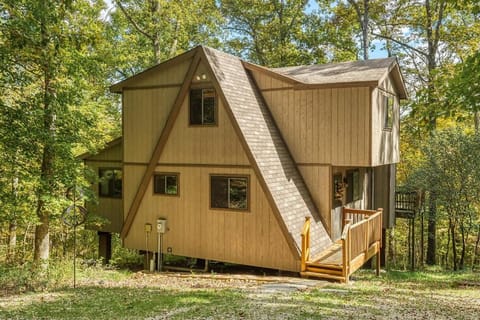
(300, 207, 383, 282)
(341, 207, 383, 282)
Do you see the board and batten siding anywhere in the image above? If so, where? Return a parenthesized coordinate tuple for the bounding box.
(159, 98, 249, 166)
(250, 71, 371, 167)
(85, 142, 123, 233)
(122, 58, 191, 164)
(123, 166, 299, 272)
(122, 60, 299, 271)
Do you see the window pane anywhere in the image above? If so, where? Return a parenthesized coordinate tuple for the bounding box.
(211, 176, 228, 208)
(189, 89, 203, 125)
(99, 168, 122, 198)
(154, 175, 166, 194)
(99, 169, 112, 196)
(112, 169, 122, 198)
(353, 170, 360, 200)
(229, 178, 247, 209)
(384, 96, 393, 129)
(165, 175, 178, 195)
(202, 89, 216, 124)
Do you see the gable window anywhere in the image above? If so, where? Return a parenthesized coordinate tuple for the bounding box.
(383, 94, 394, 130)
(346, 169, 362, 203)
(154, 173, 179, 196)
(99, 168, 122, 198)
(210, 175, 248, 210)
(189, 88, 216, 125)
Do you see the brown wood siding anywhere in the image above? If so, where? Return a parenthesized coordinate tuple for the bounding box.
(256, 85, 371, 166)
(123, 166, 299, 272)
(371, 75, 400, 166)
(123, 59, 191, 89)
(159, 98, 249, 165)
(86, 142, 122, 161)
(298, 165, 331, 236)
(85, 160, 123, 233)
(123, 87, 180, 164)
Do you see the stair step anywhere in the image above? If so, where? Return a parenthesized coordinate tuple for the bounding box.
(305, 266, 343, 276)
(306, 262, 343, 270)
(300, 271, 346, 282)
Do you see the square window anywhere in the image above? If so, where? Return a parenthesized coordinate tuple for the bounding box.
(99, 168, 122, 198)
(190, 88, 216, 125)
(154, 173, 179, 196)
(210, 176, 248, 210)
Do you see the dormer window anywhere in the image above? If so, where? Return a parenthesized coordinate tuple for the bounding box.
(189, 88, 216, 125)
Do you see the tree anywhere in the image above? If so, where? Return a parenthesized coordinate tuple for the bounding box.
(221, 0, 326, 67)
(407, 129, 480, 270)
(110, 0, 222, 79)
(0, 0, 118, 264)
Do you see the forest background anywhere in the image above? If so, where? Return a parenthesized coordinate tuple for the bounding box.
(0, 0, 479, 278)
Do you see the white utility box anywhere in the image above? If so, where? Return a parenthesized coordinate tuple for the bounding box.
(157, 218, 167, 234)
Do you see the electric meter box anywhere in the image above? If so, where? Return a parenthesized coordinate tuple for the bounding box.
(157, 218, 167, 234)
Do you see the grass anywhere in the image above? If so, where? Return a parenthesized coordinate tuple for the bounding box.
(1, 266, 479, 319)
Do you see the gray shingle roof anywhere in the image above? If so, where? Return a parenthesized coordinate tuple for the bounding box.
(273, 57, 397, 85)
(203, 47, 332, 257)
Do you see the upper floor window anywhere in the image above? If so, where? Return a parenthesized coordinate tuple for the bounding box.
(99, 168, 122, 198)
(210, 175, 248, 210)
(383, 94, 394, 130)
(154, 173, 179, 196)
(190, 88, 216, 125)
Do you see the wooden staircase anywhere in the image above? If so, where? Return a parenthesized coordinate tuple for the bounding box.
(300, 207, 383, 283)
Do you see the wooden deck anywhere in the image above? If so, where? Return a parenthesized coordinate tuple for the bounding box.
(300, 207, 383, 283)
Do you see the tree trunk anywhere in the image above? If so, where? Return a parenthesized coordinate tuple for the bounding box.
(34, 205, 50, 262)
(426, 191, 437, 265)
(7, 221, 17, 262)
(459, 223, 466, 270)
(450, 218, 457, 271)
(475, 111, 480, 133)
(362, 0, 369, 60)
(388, 226, 396, 267)
(473, 226, 480, 271)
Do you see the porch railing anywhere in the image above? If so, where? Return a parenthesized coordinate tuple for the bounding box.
(300, 207, 383, 282)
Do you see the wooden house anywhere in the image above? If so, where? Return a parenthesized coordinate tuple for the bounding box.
(83, 46, 407, 282)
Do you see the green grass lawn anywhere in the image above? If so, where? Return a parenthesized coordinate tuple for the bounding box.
(1, 268, 479, 319)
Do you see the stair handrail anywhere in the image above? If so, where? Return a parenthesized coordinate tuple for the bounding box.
(300, 216, 311, 272)
(340, 219, 352, 282)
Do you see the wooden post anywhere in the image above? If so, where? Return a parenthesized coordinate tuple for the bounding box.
(376, 251, 381, 276)
(98, 231, 112, 264)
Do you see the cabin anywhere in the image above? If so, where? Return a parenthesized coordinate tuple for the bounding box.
(82, 46, 407, 282)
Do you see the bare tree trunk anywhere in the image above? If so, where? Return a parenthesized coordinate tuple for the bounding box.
(388, 226, 396, 267)
(426, 191, 437, 265)
(34, 205, 50, 262)
(362, 0, 369, 60)
(475, 111, 480, 133)
(7, 221, 17, 262)
(459, 222, 466, 270)
(450, 218, 457, 271)
(473, 226, 480, 271)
